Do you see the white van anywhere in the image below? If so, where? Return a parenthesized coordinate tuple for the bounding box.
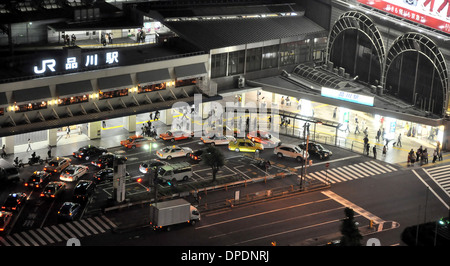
(157, 162, 192, 184)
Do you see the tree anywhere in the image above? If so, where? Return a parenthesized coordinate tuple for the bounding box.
(202, 145, 225, 182)
(340, 207, 363, 246)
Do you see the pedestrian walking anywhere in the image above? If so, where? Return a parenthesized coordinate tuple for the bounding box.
(26, 138, 32, 152)
(109, 32, 113, 44)
(382, 145, 387, 157)
(439, 149, 443, 161)
(423, 148, 428, 164)
(1, 144, 6, 158)
(433, 149, 438, 163)
(363, 127, 368, 137)
(333, 107, 337, 119)
(376, 129, 381, 142)
(366, 143, 370, 156)
(354, 123, 360, 134)
(397, 133, 402, 147)
(373, 145, 377, 159)
(66, 126, 71, 138)
(102, 120, 106, 128)
(47, 145, 52, 159)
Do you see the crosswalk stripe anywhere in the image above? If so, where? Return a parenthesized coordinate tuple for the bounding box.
(89, 217, 105, 233)
(336, 167, 359, 180)
(423, 167, 450, 197)
(308, 172, 328, 184)
(322, 170, 340, 183)
(6, 235, 21, 246)
(358, 162, 381, 175)
(29, 230, 47, 245)
(370, 161, 395, 172)
(366, 161, 389, 174)
(341, 166, 364, 178)
(346, 164, 370, 177)
(37, 228, 55, 244)
(94, 216, 111, 230)
(80, 219, 98, 234)
(14, 233, 30, 246)
(66, 222, 84, 238)
(351, 163, 374, 176)
(21, 232, 39, 246)
(100, 215, 117, 228)
(51, 225, 70, 240)
(328, 168, 352, 181)
(73, 220, 91, 236)
(44, 226, 62, 242)
(0, 236, 10, 246)
(58, 224, 77, 238)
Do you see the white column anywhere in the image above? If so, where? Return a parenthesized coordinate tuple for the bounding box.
(88, 121, 102, 140)
(2, 136, 15, 155)
(123, 115, 136, 133)
(47, 128, 58, 147)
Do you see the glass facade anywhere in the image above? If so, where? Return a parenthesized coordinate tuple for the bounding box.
(210, 38, 324, 78)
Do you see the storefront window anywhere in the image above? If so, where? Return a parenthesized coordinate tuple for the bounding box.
(15, 101, 47, 113)
(176, 78, 197, 87)
(57, 95, 89, 106)
(262, 45, 279, 69)
(246, 47, 262, 73)
(138, 82, 166, 93)
(211, 53, 227, 78)
(228, 50, 245, 75)
(99, 88, 129, 100)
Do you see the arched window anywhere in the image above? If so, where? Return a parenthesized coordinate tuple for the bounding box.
(326, 11, 385, 85)
(383, 33, 448, 116)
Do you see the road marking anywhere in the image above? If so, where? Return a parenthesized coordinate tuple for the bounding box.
(413, 169, 450, 209)
(196, 198, 332, 229)
(321, 190, 384, 225)
(294, 155, 360, 169)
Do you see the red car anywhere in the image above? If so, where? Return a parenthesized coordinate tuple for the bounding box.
(247, 131, 281, 147)
(159, 130, 194, 142)
(120, 135, 155, 149)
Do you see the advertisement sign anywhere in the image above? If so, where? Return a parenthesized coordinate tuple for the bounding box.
(358, 0, 450, 34)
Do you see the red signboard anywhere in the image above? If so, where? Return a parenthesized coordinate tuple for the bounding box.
(357, 0, 450, 34)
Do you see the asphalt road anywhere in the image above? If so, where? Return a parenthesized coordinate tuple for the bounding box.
(1, 133, 449, 248)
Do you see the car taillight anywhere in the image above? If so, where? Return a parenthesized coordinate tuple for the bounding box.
(40, 193, 44, 197)
(24, 183, 28, 186)
(12, 207, 16, 210)
(51, 195, 55, 198)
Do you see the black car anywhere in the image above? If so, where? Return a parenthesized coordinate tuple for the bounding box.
(189, 149, 206, 162)
(73, 145, 107, 161)
(1, 192, 27, 211)
(139, 159, 168, 174)
(91, 153, 127, 169)
(94, 168, 130, 183)
(57, 202, 81, 221)
(73, 180, 96, 202)
(24, 171, 50, 188)
(298, 142, 332, 160)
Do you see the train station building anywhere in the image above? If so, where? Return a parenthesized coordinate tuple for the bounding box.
(0, 0, 448, 156)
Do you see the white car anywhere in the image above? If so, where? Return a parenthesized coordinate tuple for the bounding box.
(60, 165, 88, 182)
(200, 135, 236, 146)
(274, 144, 309, 162)
(156, 146, 193, 160)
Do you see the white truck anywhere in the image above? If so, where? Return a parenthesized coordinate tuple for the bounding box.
(149, 198, 201, 231)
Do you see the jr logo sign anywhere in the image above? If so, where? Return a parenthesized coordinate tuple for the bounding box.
(33, 59, 56, 74)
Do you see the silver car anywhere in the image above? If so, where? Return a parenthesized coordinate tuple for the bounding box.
(274, 144, 309, 162)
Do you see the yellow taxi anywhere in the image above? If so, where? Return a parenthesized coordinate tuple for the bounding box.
(228, 139, 264, 153)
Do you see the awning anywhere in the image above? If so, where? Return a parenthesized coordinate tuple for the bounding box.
(97, 74, 133, 92)
(56, 80, 93, 98)
(136, 68, 172, 86)
(12, 86, 52, 104)
(0, 92, 8, 107)
(174, 63, 207, 80)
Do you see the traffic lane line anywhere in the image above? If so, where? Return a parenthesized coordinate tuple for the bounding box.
(196, 198, 333, 230)
(209, 206, 346, 239)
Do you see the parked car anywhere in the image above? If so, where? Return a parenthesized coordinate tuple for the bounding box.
(228, 139, 264, 153)
(156, 146, 193, 160)
(159, 130, 194, 142)
(94, 168, 130, 183)
(41, 181, 66, 199)
(0, 211, 13, 232)
(91, 153, 127, 169)
(24, 171, 50, 188)
(247, 131, 281, 147)
(44, 157, 71, 173)
(60, 165, 88, 182)
(274, 144, 309, 162)
(298, 142, 332, 160)
(57, 202, 81, 221)
(201, 135, 235, 146)
(1, 192, 27, 211)
(72, 145, 107, 161)
(120, 135, 155, 149)
(73, 180, 96, 202)
(139, 159, 168, 174)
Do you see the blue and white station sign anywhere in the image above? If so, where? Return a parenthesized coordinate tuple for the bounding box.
(321, 87, 374, 107)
